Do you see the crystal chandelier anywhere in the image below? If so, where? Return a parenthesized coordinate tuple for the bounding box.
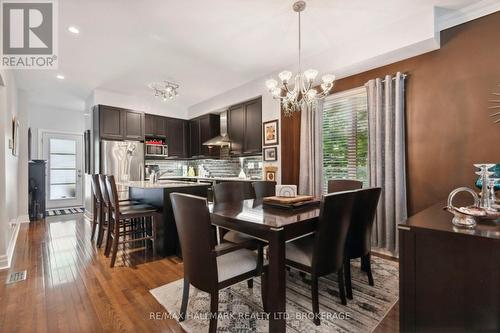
(149, 81, 180, 101)
(265, 1, 335, 116)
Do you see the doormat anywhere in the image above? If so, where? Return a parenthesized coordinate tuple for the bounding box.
(46, 207, 84, 216)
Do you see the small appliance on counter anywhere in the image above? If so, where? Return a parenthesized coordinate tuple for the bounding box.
(145, 138, 168, 158)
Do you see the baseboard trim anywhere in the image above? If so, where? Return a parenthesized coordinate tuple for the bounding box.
(17, 215, 30, 224)
(0, 221, 21, 270)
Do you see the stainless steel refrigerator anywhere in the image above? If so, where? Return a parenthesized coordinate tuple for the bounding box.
(100, 140, 144, 199)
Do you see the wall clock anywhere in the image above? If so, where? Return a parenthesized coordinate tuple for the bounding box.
(490, 84, 500, 125)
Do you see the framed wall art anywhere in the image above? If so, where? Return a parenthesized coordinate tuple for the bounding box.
(263, 146, 277, 161)
(263, 119, 279, 146)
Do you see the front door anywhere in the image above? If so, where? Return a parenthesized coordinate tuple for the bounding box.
(42, 132, 83, 209)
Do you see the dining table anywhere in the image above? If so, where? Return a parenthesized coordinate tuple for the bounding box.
(209, 198, 321, 333)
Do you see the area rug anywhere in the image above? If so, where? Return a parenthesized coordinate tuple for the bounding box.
(46, 207, 84, 216)
(150, 256, 398, 332)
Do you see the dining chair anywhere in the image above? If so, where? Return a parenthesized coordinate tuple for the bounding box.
(170, 193, 267, 333)
(327, 179, 362, 193)
(252, 181, 276, 199)
(104, 175, 160, 267)
(344, 187, 381, 299)
(285, 190, 356, 325)
(213, 182, 257, 244)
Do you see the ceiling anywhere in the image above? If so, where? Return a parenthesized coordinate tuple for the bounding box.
(12, 0, 487, 115)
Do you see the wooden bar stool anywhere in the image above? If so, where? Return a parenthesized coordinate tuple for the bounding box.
(104, 175, 160, 268)
(98, 175, 142, 251)
(90, 174, 105, 245)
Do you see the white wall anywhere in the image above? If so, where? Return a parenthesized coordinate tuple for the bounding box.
(28, 104, 85, 159)
(0, 69, 25, 269)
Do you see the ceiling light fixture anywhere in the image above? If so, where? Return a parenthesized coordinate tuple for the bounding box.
(149, 81, 180, 101)
(68, 26, 80, 34)
(56, 74, 65, 80)
(265, 1, 335, 116)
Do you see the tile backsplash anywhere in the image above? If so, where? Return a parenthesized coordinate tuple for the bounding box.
(146, 155, 263, 180)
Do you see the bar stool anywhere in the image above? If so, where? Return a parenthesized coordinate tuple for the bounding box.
(98, 174, 141, 250)
(104, 175, 160, 268)
(90, 174, 105, 245)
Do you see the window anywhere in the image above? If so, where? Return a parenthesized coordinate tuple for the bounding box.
(322, 87, 369, 192)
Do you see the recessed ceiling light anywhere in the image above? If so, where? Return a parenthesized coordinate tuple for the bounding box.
(56, 74, 65, 80)
(68, 26, 80, 34)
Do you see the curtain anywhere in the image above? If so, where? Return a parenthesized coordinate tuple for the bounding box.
(299, 100, 324, 197)
(365, 72, 407, 254)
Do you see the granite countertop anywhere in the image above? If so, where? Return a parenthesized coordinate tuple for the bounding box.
(160, 176, 260, 182)
(118, 180, 212, 189)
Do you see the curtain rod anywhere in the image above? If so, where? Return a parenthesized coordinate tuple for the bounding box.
(381, 73, 407, 82)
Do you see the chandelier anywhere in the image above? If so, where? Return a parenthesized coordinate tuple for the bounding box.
(265, 1, 335, 116)
(149, 81, 180, 101)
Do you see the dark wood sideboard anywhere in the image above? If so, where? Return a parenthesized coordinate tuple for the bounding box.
(398, 199, 500, 332)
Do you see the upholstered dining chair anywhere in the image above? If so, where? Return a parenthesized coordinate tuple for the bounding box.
(285, 190, 357, 325)
(104, 175, 160, 267)
(170, 193, 267, 333)
(344, 187, 382, 299)
(252, 181, 276, 200)
(213, 182, 258, 245)
(327, 179, 363, 193)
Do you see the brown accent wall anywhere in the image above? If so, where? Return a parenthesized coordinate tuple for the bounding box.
(281, 12, 500, 215)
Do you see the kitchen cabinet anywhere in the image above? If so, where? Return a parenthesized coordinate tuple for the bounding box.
(145, 114, 167, 137)
(123, 109, 145, 140)
(166, 117, 188, 158)
(98, 105, 145, 141)
(227, 97, 262, 156)
(189, 114, 220, 158)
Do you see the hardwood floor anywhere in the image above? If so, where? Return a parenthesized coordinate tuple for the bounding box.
(0, 215, 398, 332)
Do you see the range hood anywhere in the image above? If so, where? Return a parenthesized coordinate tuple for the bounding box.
(203, 110, 231, 146)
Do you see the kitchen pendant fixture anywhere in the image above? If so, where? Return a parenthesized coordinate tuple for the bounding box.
(149, 80, 179, 101)
(265, 1, 335, 116)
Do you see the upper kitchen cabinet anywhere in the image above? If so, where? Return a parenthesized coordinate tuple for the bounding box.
(99, 105, 124, 140)
(227, 97, 262, 156)
(189, 114, 220, 158)
(123, 109, 145, 140)
(97, 105, 145, 141)
(145, 114, 167, 137)
(166, 117, 189, 158)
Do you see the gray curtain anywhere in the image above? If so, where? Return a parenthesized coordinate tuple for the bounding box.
(365, 72, 407, 254)
(299, 100, 324, 197)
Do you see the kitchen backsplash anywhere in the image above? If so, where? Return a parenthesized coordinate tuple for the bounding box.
(146, 156, 263, 180)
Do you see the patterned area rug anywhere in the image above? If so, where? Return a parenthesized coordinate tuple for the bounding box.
(46, 207, 84, 216)
(150, 256, 398, 332)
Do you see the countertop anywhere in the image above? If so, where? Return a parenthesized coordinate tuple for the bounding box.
(117, 180, 211, 189)
(159, 176, 261, 182)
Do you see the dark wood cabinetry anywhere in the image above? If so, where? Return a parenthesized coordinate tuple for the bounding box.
(98, 105, 144, 141)
(399, 200, 500, 333)
(145, 114, 167, 137)
(166, 117, 188, 158)
(189, 114, 220, 158)
(227, 97, 262, 156)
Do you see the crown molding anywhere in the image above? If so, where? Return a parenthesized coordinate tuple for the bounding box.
(437, 0, 500, 31)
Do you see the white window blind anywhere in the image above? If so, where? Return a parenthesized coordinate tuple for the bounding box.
(322, 87, 369, 192)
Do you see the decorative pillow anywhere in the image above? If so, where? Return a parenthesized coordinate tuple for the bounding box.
(276, 185, 297, 197)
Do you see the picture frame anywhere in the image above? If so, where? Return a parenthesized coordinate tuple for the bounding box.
(263, 146, 277, 161)
(263, 119, 279, 146)
(264, 165, 278, 182)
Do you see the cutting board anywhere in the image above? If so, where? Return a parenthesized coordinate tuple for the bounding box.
(263, 195, 314, 204)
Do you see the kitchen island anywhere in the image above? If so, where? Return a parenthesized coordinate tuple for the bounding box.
(119, 180, 211, 256)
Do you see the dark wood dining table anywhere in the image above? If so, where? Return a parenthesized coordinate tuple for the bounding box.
(209, 199, 321, 333)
